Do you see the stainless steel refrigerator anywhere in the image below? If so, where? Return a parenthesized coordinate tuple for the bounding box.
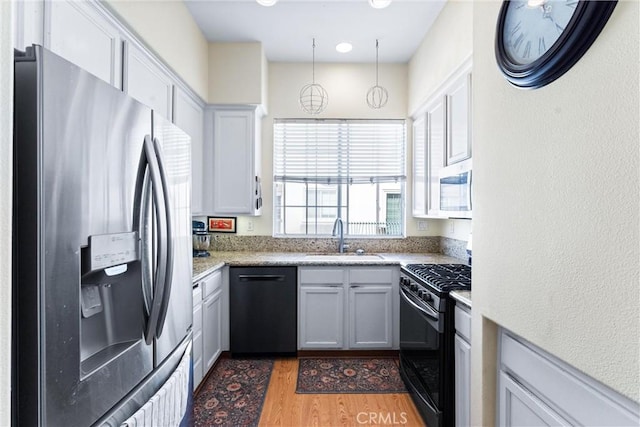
(12, 45, 193, 426)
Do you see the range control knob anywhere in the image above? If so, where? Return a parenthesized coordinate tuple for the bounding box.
(423, 292, 433, 302)
(410, 283, 418, 291)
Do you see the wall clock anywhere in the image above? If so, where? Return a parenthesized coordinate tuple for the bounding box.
(495, 0, 617, 89)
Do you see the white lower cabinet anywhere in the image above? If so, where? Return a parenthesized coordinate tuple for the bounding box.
(349, 285, 393, 349)
(498, 329, 640, 426)
(192, 285, 203, 390)
(298, 266, 398, 350)
(203, 288, 222, 371)
(454, 303, 471, 427)
(499, 371, 569, 426)
(299, 286, 344, 349)
(193, 268, 227, 389)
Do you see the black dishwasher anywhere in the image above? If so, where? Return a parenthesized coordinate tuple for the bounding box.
(229, 266, 297, 355)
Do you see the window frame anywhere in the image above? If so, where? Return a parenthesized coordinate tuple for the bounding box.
(272, 119, 407, 238)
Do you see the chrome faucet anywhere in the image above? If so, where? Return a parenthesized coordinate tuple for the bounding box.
(332, 218, 349, 253)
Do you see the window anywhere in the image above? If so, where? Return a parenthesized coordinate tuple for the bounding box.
(273, 119, 406, 237)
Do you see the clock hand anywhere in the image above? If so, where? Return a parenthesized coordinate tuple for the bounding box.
(542, 4, 566, 34)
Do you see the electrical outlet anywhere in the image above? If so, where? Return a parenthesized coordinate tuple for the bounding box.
(417, 221, 428, 231)
(449, 221, 455, 234)
(247, 220, 254, 231)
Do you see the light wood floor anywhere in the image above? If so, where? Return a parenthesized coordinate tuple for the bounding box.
(258, 358, 426, 427)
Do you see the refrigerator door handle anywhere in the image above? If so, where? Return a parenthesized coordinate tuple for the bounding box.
(152, 136, 174, 338)
(132, 141, 154, 323)
(141, 134, 169, 344)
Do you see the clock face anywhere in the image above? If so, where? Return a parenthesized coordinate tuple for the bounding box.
(502, 0, 579, 65)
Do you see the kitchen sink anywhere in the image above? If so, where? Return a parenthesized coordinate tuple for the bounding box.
(304, 253, 384, 261)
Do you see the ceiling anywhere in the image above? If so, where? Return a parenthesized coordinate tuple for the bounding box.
(184, 0, 447, 63)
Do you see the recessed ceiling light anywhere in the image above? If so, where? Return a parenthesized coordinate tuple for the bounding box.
(336, 42, 353, 53)
(256, 0, 277, 6)
(369, 0, 392, 9)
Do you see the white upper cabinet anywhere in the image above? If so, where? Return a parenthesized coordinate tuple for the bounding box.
(208, 106, 263, 216)
(44, 0, 122, 88)
(412, 115, 428, 217)
(412, 58, 472, 218)
(123, 41, 173, 120)
(173, 87, 205, 214)
(14, 1, 44, 50)
(427, 95, 447, 217)
(446, 72, 472, 165)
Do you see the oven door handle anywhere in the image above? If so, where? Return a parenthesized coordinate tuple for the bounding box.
(400, 287, 440, 321)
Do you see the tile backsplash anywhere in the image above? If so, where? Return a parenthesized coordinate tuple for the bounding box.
(204, 234, 467, 259)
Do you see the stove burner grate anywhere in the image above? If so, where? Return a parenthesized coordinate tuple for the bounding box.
(403, 263, 471, 292)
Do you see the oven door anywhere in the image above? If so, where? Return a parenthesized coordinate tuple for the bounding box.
(399, 287, 445, 427)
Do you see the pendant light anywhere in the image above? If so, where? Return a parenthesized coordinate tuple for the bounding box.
(299, 38, 328, 115)
(367, 39, 388, 109)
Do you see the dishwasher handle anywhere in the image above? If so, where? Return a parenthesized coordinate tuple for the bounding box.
(238, 274, 286, 281)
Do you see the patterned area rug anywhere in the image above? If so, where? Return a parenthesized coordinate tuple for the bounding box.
(193, 358, 274, 427)
(296, 358, 407, 394)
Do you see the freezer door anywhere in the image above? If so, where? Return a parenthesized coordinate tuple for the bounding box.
(13, 46, 154, 426)
(152, 112, 193, 365)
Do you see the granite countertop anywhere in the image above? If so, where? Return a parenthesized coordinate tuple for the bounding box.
(450, 290, 472, 308)
(192, 251, 465, 282)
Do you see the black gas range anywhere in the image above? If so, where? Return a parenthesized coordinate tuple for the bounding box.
(398, 264, 471, 427)
(401, 264, 471, 310)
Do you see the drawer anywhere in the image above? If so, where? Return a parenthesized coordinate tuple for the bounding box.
(350, 267, 394, 284)
(455, 305, 471, 342)
(299, 268, 344, 285)
(202, 269, 222, 298)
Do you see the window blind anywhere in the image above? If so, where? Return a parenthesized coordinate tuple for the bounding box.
(273, 119, 406, 185)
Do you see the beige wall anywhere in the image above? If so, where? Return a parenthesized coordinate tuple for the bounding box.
(408, 0, 473, 116)
(106, 0, 209, 100)
(472, 0, 639, 423)
(233, 61, 441, 237)
(208, 42, 266, 105)
(0, 2, 13, 424)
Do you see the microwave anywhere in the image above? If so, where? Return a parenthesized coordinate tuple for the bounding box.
(439, 158, 472, 218)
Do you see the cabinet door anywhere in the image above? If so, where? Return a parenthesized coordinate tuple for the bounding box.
(45, 0, 122, 88)
(123, 42, 173, 120)
(412, 114, 428, 217)
(203, 289, 223, 372)
(299, 286, 344, 349)
(427, 96, 446, 216)
(454, 334, 471, 427)
(14, 1, 44, 50)
(446, 73, 472, 165)
(192, 299, 203, 389)
(211, 109, 256, 215)
(174, 87, 204, 214)
(498, 371, 570, 426)
(348, 285, 393, 349)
